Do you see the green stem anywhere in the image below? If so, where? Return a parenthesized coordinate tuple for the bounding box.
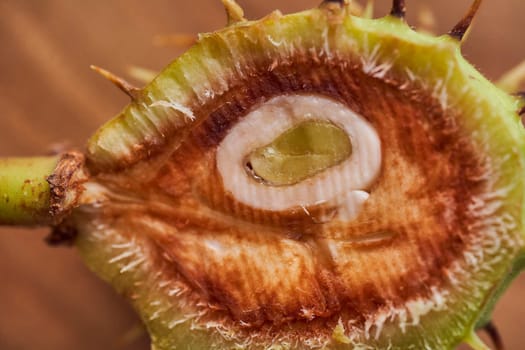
(0, 156, 59, 225)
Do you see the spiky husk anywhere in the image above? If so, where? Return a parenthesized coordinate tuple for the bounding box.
(77, 5, 525, 350)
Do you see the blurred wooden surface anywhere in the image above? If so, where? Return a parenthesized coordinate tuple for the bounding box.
(1, 1, 524, 349)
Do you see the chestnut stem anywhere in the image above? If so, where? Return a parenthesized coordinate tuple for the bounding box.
(0, 156, 59, 226)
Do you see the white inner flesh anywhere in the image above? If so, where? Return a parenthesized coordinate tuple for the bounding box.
(216, 94, 382, 220)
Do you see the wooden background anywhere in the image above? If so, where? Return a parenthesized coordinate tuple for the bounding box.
(1, 1, 524, 349)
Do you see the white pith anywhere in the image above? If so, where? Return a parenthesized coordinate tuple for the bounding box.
(216, 94, 382, 221)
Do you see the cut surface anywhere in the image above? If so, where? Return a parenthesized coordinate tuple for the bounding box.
(246, 119, 353, 186)
(77, 5, 525, 350)
(217, 94, 380, 219)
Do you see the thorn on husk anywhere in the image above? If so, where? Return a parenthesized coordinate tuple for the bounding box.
(90, 65, 140, 100)
(221, 0, 246, 25)
(497, 60, 525, 92)
(320, 0, 350, 18)
(417, 5, 437, 34)
(390, 0, 406, 19)
(153, 33, 196, 48)
(482, 321, 504, 350)
(448, 0, 482, 41)
(363, 0, 374, 19)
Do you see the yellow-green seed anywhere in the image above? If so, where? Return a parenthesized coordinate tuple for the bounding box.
(246, 120, 352, 186)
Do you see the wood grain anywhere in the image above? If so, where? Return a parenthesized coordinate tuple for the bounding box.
(0, 1, 524, 349)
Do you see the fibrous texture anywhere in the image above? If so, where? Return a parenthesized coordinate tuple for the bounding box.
(49, 1, 525, 349)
